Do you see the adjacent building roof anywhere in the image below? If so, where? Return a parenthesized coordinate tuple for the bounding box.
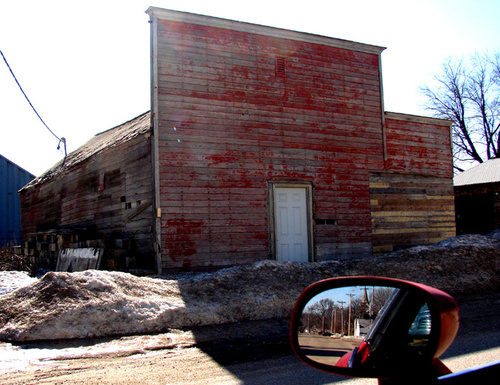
(454, 158, 500, 186)
(20, 111, 151, 191)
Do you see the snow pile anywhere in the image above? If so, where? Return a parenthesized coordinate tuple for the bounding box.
(0, 271, 186, 341)
(356, 233, 500, 293)
(0, 233, 499, 342)
(0, 271, 37, 296)
(0, 262, 324, 342)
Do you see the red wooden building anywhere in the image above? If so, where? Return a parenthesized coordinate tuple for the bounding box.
(19, 8, 455, 272)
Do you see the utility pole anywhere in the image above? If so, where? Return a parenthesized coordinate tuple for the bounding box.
(346, 293, 355, 336)
(337, 300, 346, 335)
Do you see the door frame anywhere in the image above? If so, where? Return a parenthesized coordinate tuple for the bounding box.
(268, 182, 314, 262)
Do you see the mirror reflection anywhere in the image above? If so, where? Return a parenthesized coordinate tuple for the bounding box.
(297, 285, 432, 371)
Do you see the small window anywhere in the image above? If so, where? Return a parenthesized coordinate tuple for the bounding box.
(276, 56, 286, 77)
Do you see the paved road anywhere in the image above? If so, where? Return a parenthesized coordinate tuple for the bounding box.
(193, 291, 500, 384)
(0, 292, 498, 384)
(191, 324, 500, 385)
(297, 335, 361, 365)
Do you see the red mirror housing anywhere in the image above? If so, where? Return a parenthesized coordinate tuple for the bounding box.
(290, 276, 459, 380)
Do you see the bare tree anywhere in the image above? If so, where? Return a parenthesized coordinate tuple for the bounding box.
(421, 52, 500, 172)
(303, 298, 337, 333)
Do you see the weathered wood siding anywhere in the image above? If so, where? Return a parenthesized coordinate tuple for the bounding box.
(384, 113, 453, 177)
(150, 9, 386, 269)
(20, 129, 154, 270)
(370, 114, 455, 253)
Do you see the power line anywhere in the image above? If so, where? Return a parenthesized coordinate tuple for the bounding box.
(1, 49, 67, 157)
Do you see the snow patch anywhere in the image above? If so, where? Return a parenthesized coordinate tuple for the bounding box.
(0, 331, 191, 372)
(0, 271, 37, 296)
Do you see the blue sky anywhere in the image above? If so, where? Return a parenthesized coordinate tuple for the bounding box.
(1, 0, 499, 176)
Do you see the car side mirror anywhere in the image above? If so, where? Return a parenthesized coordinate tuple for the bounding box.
(290, 277, 459, 379)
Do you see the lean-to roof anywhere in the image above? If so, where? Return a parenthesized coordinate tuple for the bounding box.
(20, 111, 151, 191)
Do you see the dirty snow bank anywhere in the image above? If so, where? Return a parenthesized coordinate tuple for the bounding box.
(1, 233, 499, 342)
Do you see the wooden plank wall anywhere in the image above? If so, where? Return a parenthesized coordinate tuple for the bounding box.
(371, 114, 455, 254)
(153, 14, 385, 269)
(370, 173, 456, 254)
(20, 132, 154, 270)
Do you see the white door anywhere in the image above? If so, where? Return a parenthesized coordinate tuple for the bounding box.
(275, 187, 310, 262)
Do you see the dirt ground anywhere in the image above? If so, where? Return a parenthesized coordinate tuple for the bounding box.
(0, 346, 231, 385)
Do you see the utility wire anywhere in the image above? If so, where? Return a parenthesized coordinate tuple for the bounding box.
(1, 49, 67, 158)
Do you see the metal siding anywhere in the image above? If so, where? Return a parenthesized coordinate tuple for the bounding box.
(0, 155, 35, 246)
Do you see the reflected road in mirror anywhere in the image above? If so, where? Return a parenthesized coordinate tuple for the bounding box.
(298, 334, 361, 365)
